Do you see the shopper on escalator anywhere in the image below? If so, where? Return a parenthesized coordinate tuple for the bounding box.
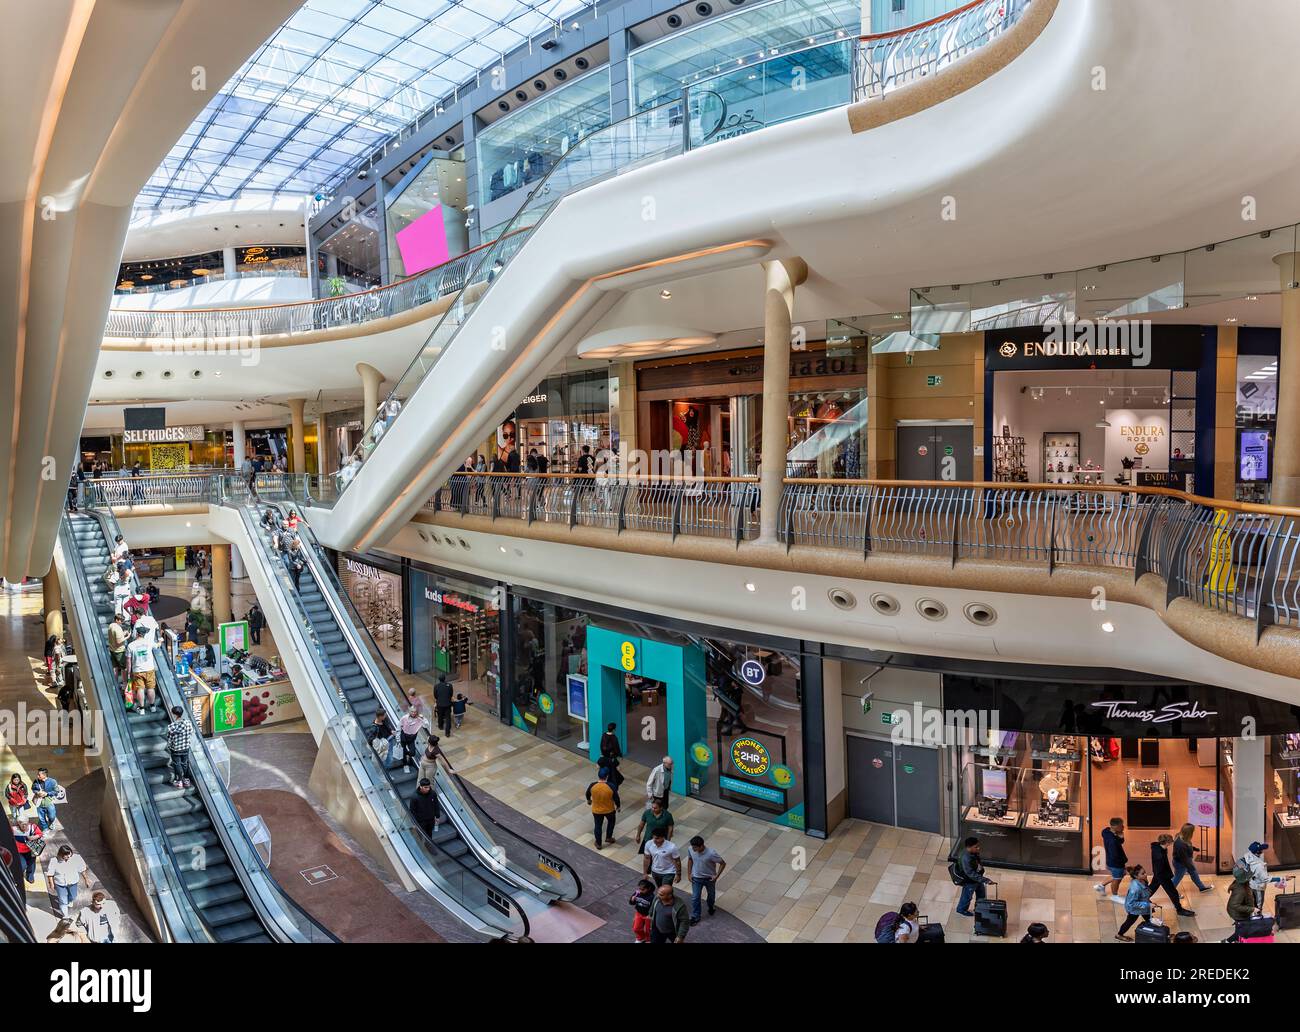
(398, 706, 426, 769)
(125, 624, 158, 715)
(365, 711, 399, 769)
(164, 706, 194, 790)
(409, 778, 442, 838)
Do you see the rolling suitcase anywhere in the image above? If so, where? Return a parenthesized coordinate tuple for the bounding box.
(1135, 904, 1170, 943)
(973, 882, 1007, 938)
(1274, 876, 1300, 930)
(917, 916, 945, 943)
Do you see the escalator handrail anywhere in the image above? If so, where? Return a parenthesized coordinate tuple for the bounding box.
(224, 495, 531, 938)
(59, 512, 214, 942)
(96, 508, 337, 943)
(274, 499, 582, 903)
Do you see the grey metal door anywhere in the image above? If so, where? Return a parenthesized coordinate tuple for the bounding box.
(894, 744, 941, 834)
(847, 736, 897, 825)
(897, 424, 973, 481)
(896, 425, 935, 481)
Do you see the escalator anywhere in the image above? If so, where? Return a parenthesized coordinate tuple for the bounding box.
(222, 489, 577, 937)
(61, 509, 332, 943)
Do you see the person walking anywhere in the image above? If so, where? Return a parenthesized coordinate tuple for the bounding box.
(164, 706, 194, 789)
(10, 816, 42, 883)
(398, 706, 426, 769)
(599, 722, 622, 763)
(648, 883, 689, 943)
(686, 835, 726, 924)
(451, 693, 471, 729)
(585, 768, 618, 850)
(433, 676, 454, 737)
(408, 778, 442, 838)
(30, 768, 60, 831)
(246, 602, 265, 646)
(629, 878, 655, 943)
(1222, 864, 1259, 942)
(642, 827, 682, 888)
(1094, 817, 1128, 896)
(1150, 834, 1196, 917)
(634, 798, 674, 855)
(1020, 922, 1050, 943)
(45, 845, 90, 918)
(953, 836, 992, 917)
(1171, 823, 1214, 894)
(646, 755, 673, 808)
(5, 773, 29, 820)
(75, 892, 120, 944)
(1115, 864, 1155, 941)
(125, 623, 158, 714)
(1239, 841, 1272, 911)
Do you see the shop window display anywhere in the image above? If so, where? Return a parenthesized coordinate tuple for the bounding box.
(410, 571, 502, 718)
(335, 556, 404, 673)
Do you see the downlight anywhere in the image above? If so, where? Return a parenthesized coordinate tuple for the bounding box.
(695, 2, 714, 14)
(916, 598, 948, 622)
(189, 369, 203, 379)
(533, 79, 547, 91)
(102, 369, 115, 379)
(963, 602, 998, 627)
(458, 538, 470, 550)
(666, 13, 683, 27)
(515, 90, 528, 102)
(131, 370, 145, 380)
(160, 370, 174, 380)
(869, 593, 900, 615)
(575, 56, 590, 70)
(553, 67, 568, 81)
(828, 588, 856, 611)
(497, 100, 510, 112)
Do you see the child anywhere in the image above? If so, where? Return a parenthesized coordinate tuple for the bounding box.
(629, 878, 654, 943)
(452, 693, 472, 728)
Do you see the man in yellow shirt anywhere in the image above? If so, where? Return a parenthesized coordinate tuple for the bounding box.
(584, 768, 619, 850)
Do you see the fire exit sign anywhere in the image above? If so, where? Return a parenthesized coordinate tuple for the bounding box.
(926, 375, 943, 387)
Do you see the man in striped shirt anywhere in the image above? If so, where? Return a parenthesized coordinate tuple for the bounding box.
(164, 706, 194, 789)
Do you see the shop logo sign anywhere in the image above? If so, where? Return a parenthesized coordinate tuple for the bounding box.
(1090, 700, 1217, 724)
(731, 737, 771, 778)
(998, 341, 1018, 358)
(345, 559, 381, 580)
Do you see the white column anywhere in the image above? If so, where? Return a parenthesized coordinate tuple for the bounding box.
(357, 362, 384, 428)
(758, 258, 808, 542)
(1231, 736, 1266, 863)
(223, 246, 237, 277)
(231, 420, 246, 472)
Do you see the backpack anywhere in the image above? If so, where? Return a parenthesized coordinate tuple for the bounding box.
(947, 850, 966, 885)
(874, 912, 900, 944)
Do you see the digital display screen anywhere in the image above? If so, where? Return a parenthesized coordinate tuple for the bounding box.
(124, 407, 165, 432)
(1239, 430, 1270, 482)
(982, 769, 1008, 800)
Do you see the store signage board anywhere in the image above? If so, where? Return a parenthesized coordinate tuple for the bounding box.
(566, 674, 587, 723)
(212, 688, 244, 734)
(1090, 699, 1218, 724)
(738, 659, 765, 687)
(984, 325, 1203, 371)
(1187, 787, 1222, 828)
(218, 620, 250, 658)
(123, 424, 205, 444)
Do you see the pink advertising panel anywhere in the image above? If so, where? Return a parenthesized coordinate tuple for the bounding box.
(394, 204, 451, 276)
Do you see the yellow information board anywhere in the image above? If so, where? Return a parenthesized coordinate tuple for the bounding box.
(1206, 508, 1236, 593)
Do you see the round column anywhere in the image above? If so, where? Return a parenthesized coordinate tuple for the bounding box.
(758, 258, 808, 542)
(357, 362, 384, 428)
(1273, 253, 1300, 506)
(211, 543, 232, 628)
(42, 571, 62, 638)
(287, 399, 307, 474)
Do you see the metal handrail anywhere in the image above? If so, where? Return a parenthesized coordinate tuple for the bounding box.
(853, 0, 1032, 101)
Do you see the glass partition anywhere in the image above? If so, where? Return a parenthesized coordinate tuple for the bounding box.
(477, 68, 612, 208)
(630, 0, 857, 113)
(385, 155, 469, 280)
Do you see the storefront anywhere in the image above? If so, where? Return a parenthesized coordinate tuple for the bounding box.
(509, 367, 617, 473)
(635, 341, 869, 478)
(507, 587, 808, 829)
(335, 552, 406, 673)
(407, 565, 502, 717)
(985, 325, 1215, 493)
(943, 673, 1300, 875)
(86, 425, 228, 470)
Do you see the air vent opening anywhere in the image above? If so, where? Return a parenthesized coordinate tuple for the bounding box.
(963, 602, 997, 626)
(828, 588, 856, 611)
(869, 593, 899, 615)
(916, 598, 948, 621)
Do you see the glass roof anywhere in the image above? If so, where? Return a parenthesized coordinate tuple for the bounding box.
(137, 0, 590, 212)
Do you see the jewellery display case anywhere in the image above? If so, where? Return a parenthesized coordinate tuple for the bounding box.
(1126, 768, 1171, 828)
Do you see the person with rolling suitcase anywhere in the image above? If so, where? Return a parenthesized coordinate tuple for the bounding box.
(1223, 863, 1275, 942)
(952, 836, 993, 918)
(1116, 864, 1157, 941)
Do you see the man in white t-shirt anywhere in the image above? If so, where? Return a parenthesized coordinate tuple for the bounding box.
(46, 845, 90, 917)
(641, 827, 681, 889)
(75, 891, 120, 944)
(125, 624, 158, 714)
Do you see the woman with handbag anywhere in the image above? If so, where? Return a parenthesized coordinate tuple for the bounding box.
(11, 816, 43, 883)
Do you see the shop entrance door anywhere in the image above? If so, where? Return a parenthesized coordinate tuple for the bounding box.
(847, 736, 941, 833)
(896, 423, 974, 481)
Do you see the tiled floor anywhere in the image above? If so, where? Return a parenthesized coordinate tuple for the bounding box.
(439, 708, 1294, 944)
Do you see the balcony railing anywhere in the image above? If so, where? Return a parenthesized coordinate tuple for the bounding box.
(852, 0, 1033, 101)
(102, 230, 531, 341)
(80, 470, 1300, 640)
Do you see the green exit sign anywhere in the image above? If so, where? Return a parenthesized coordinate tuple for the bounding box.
(927, 375, 943, 387)
(881, 712, 896, 726)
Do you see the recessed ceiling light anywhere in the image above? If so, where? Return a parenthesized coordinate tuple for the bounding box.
(1101, 621, 1114, 633)
(659, 289, 672, 299)
(744, 582, 756, 592)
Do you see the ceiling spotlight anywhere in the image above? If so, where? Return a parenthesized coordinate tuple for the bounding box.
(744, 582, 756, 592)
(659, 288, 672, 299)
(1101, 621, 1115, 633)
(1246, 294, 1258, 301)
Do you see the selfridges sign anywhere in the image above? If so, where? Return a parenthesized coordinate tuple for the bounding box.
(122, 425, 205, 444)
